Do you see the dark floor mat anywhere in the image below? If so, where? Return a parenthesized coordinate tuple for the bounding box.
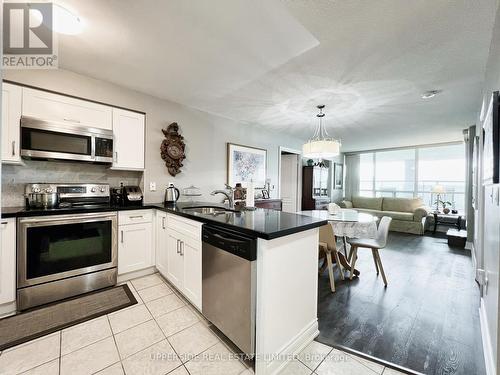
(0, 284, 137, 351)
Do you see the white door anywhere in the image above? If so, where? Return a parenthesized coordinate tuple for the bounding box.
(22, 87, 112, 129)
(112, 108, 145, 170)
(281, 154, 299, 213)
(166, 230, 184, 290)
(182, 236, 202, 309)
(482, 184, 500, 372)
(155, 211, 168, 278)
(0, 219, 16, 305)
(118, 223, 153, 275)
(2, 83, 22, 163)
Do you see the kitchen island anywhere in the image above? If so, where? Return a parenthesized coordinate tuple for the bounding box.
(1, 202, 327, 374)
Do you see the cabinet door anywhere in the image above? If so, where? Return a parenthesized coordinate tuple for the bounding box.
(155, 211, 168, 278)
(182, 236, 202, 309)
(112, 108, 145, 170)
(22, 87, 112, 129)
(166, 230, 184, 291)
(2, 83, 22, 163)
(118, 223, 153, 275)
(0, 219, 16, 305)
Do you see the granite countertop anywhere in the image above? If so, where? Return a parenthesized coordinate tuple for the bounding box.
(1, 201, 327, 240)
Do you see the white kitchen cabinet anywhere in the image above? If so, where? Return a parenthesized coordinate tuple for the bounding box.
(181, 235, 202, 308)
(155, 211, 168, 278)
(22, 87, 112, 129)
(166, 229, 184, 291)
(118, 211, 154, 275)
(164, 214, 202, 309)
(112, 108, 145, 170)
(0, 218, 16, 305)
(2, 83, 22, 164)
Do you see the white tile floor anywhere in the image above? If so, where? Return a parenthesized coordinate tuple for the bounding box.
(0, 273, 408, 375)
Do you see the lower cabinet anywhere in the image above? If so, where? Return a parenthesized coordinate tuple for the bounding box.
(155, 211, 168, 277)
(166, 229, 184, 290)
(0, 218, 16, 306)
(181, 235, 202, 307)
(118, 211, 154, 275)
(163, 213, 202, 310)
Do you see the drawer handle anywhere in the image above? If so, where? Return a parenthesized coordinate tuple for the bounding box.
(63, 118, 81, 123)
(1, 222, 8, 225)
(129, 215, 143, 219)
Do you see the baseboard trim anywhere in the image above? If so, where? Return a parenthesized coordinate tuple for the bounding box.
(256, 318, 319, 375)
(0, 301, 16, 319)
(480, 298, 496, 375)
(117, 266, 156, 283)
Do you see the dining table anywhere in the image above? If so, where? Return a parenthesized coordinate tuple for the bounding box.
(299, 209, 378, 276)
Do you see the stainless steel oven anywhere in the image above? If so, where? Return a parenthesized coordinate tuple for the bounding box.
(20, 116, 113, 164)
(17, 212, 118, 310)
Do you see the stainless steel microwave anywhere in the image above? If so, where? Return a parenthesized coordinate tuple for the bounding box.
(20, 116, 113, 164)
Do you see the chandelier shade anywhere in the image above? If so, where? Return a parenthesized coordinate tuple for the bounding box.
(302, 139, 341, 159)
(302, 105, 341, 159)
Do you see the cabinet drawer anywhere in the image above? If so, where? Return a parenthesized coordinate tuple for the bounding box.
(167, 214, 202, 241)
(22, 88, 112, 130)
(119, 210, 153, 225)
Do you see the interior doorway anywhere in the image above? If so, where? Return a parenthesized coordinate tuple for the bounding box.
(278, 147, 302, 213)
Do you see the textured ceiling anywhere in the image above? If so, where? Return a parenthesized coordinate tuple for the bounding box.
(57, 0, 497, 151)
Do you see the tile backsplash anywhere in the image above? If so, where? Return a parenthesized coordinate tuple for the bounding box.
(2, 159, 142, 207)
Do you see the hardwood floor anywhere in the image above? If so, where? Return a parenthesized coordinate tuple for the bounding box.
(316, 232, 485, 375)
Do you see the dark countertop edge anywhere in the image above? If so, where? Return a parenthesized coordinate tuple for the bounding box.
(1, 204, 328, 240)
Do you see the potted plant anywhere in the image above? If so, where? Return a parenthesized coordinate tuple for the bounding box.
(434, 199, 453, 214)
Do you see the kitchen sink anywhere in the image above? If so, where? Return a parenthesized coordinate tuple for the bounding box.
(182, 206, 235, 215)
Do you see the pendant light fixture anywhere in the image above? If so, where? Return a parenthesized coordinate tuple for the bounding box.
(302, 105, 341, 159)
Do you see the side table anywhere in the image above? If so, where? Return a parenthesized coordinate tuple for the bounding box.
(432, 212, 464, 235)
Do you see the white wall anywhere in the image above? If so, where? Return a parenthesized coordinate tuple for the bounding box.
(475, 3, 500, 374)
(3, 69, 304, 204)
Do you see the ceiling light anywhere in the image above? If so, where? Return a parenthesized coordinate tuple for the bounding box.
(52, 4, 83, 35)
(421, 90, 441, 99)
(302, 105, 341, 159)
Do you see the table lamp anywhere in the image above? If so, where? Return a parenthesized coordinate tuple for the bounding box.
(432, 185, 445, 212)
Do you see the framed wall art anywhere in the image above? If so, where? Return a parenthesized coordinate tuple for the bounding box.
(227, 143, 267, 188)
(334, 163, 344, 190)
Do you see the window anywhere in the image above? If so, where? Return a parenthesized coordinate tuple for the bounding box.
(359, 153, 374, 197)
(375, 149, 415, 198)
(417, 144, 465, 211)
(355, 143, 466, 210)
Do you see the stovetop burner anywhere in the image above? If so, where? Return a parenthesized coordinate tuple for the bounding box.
(25, 183, 111, 209)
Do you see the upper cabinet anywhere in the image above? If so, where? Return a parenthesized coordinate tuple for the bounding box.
(2, 83, 22, 164)
(112, 108, 145, 170)
(22, 87, 112, 129)
(2, 82, 146, 170)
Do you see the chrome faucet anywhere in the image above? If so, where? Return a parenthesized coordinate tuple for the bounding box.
(211, 185, 234, 208)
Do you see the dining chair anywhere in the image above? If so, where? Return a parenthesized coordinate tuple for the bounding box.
(347, 216, 392, 286)
(319, 224, 344, 292)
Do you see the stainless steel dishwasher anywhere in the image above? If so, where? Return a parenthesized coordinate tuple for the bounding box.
(202, 224, 257, 356)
